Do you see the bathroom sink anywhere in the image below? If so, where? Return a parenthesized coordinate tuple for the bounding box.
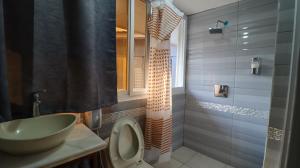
(0, 114, 76, 155)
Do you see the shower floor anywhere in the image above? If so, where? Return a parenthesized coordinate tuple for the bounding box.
(154, 146, 234, 168)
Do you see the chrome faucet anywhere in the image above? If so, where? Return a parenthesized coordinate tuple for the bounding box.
(33, 90, 46, 117)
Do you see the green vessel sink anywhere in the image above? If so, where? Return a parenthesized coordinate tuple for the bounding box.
(0, 114, 76, 155)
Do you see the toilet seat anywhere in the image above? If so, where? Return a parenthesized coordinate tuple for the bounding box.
(109, 117, 153, 168)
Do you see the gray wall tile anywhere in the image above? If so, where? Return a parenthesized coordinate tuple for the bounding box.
(99, 92, 186, 151)
(185, 0, 278, 167)
(277, 8, 295, 32)
(172, 93, 186, 150)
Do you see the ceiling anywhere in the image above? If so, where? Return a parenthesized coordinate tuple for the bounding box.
(173, 0, 237, 15)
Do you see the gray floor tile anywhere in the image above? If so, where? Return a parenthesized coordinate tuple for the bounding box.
(154, 158, 183, 168)
(172, 147, 198, 163)
(168, 146, 236, 168)
(185, 153, 226, 168)
(179, 165, 191, 168)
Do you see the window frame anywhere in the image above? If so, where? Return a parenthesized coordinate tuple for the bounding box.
(171, 17, 187, 89)
(118, 0, 150, 100)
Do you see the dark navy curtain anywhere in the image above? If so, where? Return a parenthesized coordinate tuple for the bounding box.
(33, 0, 117, 114)
(1, 0, 117, 119)
(0, 0, 11, 122)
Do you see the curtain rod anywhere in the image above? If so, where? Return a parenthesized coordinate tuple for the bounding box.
(150, 0, 184, 17)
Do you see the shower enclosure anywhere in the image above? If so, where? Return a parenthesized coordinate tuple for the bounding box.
(175, 0, 295, 167)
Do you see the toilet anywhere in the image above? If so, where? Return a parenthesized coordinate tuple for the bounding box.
(108, 117, 153, 168)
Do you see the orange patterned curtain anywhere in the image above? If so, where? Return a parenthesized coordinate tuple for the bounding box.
(145, 3, 182, 164)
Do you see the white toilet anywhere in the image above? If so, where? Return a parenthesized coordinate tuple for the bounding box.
(108, 117, 153, 168)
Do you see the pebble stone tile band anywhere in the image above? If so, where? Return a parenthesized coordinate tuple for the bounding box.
(268, 127, 284, 141)
(195, 101, 269, 120)
(102, 107, 146, 125)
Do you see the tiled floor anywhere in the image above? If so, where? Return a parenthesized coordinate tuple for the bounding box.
(154, 146, 234, 168)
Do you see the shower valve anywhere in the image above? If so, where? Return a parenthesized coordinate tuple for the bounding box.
(214, 85, 229, 98)
(251, 57, 261, 75)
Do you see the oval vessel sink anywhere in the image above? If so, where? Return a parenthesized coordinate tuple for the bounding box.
(0, 114, 76, 155)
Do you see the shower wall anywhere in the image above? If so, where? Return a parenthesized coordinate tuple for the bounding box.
(185, 0, 277, 167)
(172, 89, 186, 150)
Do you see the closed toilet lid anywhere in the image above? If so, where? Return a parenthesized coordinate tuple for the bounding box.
(109, 117, 146, 168)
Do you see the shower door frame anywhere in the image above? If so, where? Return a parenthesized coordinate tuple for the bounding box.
(280, 0, 300, 167)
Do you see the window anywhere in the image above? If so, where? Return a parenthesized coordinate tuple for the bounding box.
(116, 0, 129, 92)
(170, 18, 187, 88)
(116, 0, 147, 97)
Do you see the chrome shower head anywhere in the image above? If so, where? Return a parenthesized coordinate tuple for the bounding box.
(209, 28, 223, 34)
(209, 20, 229, 34)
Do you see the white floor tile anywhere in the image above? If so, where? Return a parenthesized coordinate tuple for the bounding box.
(179, 165, 190, 168)
(170, 146, 235, 168)
(172, 147, 197, 163)
(185, 154, 226, 168)
(154, 158, 183, 168)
